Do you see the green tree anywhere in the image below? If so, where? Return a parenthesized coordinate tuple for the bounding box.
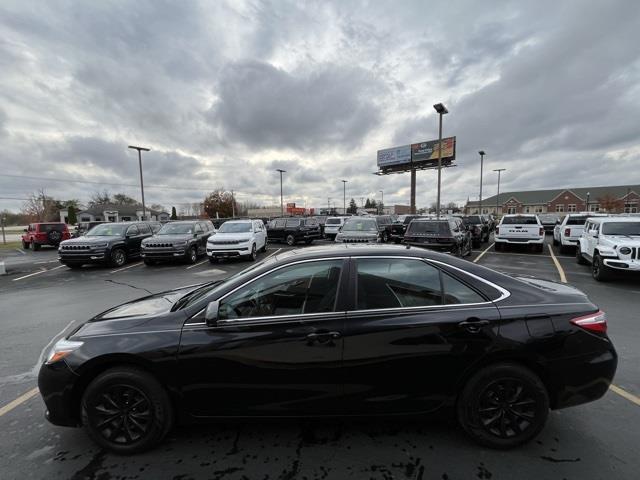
(347, 198, 358, 214)
(364, 198, 371, 208)
(67, 205, 77, 224)
(170, 206, 178, 220)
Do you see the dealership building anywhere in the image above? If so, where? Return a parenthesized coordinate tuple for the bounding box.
(464, 184, 640, 215)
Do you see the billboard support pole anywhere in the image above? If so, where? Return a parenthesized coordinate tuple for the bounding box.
(410, 168, 416, 214)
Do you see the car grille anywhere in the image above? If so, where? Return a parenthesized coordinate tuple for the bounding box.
(145, 242, 173, 248)
(342, 238, 375, 243)
(209, 240, 241, 245)
(632, 247, 640, 260)
(61, 245, 91, 250)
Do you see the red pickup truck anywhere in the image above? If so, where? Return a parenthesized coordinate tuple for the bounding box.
(22, 222, 71, 250)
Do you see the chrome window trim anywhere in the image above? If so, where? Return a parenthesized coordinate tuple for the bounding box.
(184, 311, 347, 330)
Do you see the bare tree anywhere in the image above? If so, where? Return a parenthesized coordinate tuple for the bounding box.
(21, 190, 58, 222)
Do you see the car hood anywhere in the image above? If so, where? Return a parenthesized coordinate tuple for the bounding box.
(61, 235, 122, 245)
(208, 233, 253, 242)
(143, 234, 193, 244)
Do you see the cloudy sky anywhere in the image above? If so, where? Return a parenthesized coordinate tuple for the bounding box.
(1, 0, 640, 213)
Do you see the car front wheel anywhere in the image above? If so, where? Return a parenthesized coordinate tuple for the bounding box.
(592, 254, 610, 281)
(457, 363, 549, 449)
(110, 248, 127, 267)
(286, 234, 296, 246)
(81, 367, 173, 454)
(248, 244, 257, 261)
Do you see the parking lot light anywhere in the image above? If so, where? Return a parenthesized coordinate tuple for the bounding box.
(478, 151, 486, 214)
(342, 180, 348, 215)
(128, 145, 151, 220)
(433, 103, 448, 219)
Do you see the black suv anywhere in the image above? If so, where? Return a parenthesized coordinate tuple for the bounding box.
(375, 215, 394, 242)
(460, 215, 490, 247)
(58, 222, 154, 268)
(404, 217, 472, 257)
(141, 221, 215, 265)
(389, 215, 422, 243)
(267, 217, 321, 245)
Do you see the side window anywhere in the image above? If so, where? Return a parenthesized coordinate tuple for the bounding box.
(355, 258, 442, 310)
(194, 223, 203, 234)
(275, 219, 286, 228)
(138, 223, 151, 235)
(218, 260, 344, 320)
(441, 272, 485, 304)
(126, 225, 140, 236)
(285, 219, 300, 228)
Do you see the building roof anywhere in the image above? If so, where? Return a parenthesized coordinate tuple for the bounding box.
(77, 204, 166, 216)
(466, 184, 640, 207)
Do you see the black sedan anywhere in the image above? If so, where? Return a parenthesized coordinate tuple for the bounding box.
(39, 245, 617, 453)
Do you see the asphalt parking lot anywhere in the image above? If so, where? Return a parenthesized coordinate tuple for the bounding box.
(1, 237, 639, 479)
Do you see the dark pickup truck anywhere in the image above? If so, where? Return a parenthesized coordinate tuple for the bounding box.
(389, 215, 423, 243)
(267, 217, 321, 245)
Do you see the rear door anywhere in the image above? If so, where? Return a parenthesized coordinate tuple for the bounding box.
(178, 258, 349, 416)
(342, 256, 500, 414)
(125, 224, 144, 256)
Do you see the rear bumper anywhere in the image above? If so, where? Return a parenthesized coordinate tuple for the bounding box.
(560, 237, 580, 247)
(494, 237, 544, 244)
(38, 361, 81, 427)
(405, 242, 456, 252)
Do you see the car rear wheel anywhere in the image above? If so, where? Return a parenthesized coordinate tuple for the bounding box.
(552, 237, 559, 246)
(381, 231, 389, 243)
(286, 234, 296, 246)
(261, 240, 268, 252)
(81, 367, 173, 454)
(22, 240, 29, 249)
(110, 248, 127, 267)
(458, 363, 549, 449)
(592, 254, 610, 281)
(494, 242, 503, 252)
(576, 247, 587, 265)
(558, 245, 569, 254)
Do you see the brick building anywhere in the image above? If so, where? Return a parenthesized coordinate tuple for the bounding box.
(465, 184, 639, 215)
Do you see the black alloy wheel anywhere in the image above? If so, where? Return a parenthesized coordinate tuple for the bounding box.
(382, 231, 389, 243)
(261, 239, 268, 252)
(576, 247, 587, 265)
(249, 244, 257, 261)
(81, 367, 173, 454)
(286, 234, 296, 246)
(592, 254, 610, 281)
(110, 248, 127, 267)
(186, 246, 197, 264)
(458, 363, 549, 449)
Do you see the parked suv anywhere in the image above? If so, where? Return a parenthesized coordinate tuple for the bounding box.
(389, 215, 422, 243)
(576, 217, 640, 281)
(334, 217, 380, 243)
(460, 215, 490, 247)
(141, 221, 214, 265)
(58, 222, 154, 268)
(495, 214, 545, 252)
(375, 215, 394, 242)
(403, 217, 472, 257)
(267, 217, 321, 245)
(323, 217, 347, 240)
(553, 213, 607, 253)
(22, 222, 71, 250)
(207, 219, 267, 262)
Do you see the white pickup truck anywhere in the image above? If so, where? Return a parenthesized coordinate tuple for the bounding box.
(495, 214, 545, 252)
(553, 212, 607, 253)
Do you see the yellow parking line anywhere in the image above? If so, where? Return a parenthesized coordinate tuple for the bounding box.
(0, 387, 39, 417)
(110, 261, 143, 274)
(547, 243, 567, 283)
(610, 384, 640, 407)
(186, 259, 208, 270)
(473, 243, 494, 263)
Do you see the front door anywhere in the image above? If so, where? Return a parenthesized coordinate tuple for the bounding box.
(342, 256, 500, 414)
(178, 258, 348, 416)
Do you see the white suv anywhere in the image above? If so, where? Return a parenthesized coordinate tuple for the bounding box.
(494, 214, 545, 252)
(553, 212, 607, 253)
(206, 219, 267, 263)
(576, 217, 640, 281)
(323, 217, 346, 240)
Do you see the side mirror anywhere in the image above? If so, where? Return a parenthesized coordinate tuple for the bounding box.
(205, 300, 220, 326)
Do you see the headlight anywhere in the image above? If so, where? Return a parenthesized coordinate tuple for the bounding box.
(619, 247, 632, 255)
(46, 339, 83, 364)
(173, 241, 188, 247)
(92, 243, 108, 248)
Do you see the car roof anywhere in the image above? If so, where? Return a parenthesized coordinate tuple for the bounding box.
(590, 216, 639, 223)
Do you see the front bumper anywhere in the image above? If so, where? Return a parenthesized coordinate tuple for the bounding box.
(58, 250, 108, 264)
(207, 244, 252, 258)
(141, 247, 187, 261)
(38, 360, 81, 427)
(603, 259, 640, 271)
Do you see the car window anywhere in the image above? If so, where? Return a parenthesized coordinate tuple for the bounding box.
(285, 219, 301, 227)
(501, 216, 538, 225)
(194, 224, 203, 234)
(566, 216, 588, 225)
(38, 223, 64, 233)
(602, 222, 640, 235)
(127, 225, 140, 236)
(218, 260, 343, 320)
(407, 221, 449, 235)
(275, 219, 286, 228)
(442, 272, 485, 304)
(138, 223, 151, 235)
(355, 258, 442, 310)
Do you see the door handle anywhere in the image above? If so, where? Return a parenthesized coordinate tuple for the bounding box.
(306, 331, 341, 344)
(458, 319, 490, 332)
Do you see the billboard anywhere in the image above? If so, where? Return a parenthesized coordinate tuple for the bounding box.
(377, 144, 411, 168)
(376, 137, 456, 171)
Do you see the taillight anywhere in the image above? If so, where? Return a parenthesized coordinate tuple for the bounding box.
(571, 310, 607, 334)
(564, 228, 571, 236)
(539, 227, 544, 236)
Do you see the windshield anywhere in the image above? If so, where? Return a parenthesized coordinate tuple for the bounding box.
(343, 219, 377, 232)
(602, 222, 640, 235)
(462, 216, 482, 225)
(326, 218, 342, 225)
(218, 222, 251, 233)
(538, 214, 559, 222)
(567, 216, 588, 225)
(157, 223, 194, 235)
(501, 216, 538, 225)
(87, 224, 126, 236)
(407, 221, 449, 234)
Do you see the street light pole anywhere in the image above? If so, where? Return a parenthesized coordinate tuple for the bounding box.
(586, 191, 590, 212)
(433, 103, 448, 219)
(128, 145, 150, 220)
(342, 180, 347, 214)
(478, 151, 486, 215)
(276, 169, 286, 216)
(379, 190, 384, 214)
(493, 168, 506, 216)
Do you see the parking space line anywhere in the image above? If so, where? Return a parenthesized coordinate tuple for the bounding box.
(264, 248, 282, 260)
(547, 243, 567, 283)
(610, 384, 640, 407)
(12, 264, 64, 282)
(473, 243, 494, 263)
(110, 261, 143, 274)
(0, 387, 39, 417)
(186, 259, 208, 270)
(15, 249, 26, 255)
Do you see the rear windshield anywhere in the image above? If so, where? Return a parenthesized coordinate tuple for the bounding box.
(462, 216, 482, 225)
(566, 216, 588, 225)
(501, 216, 538, 225)
(343, 218, 377, 232)
(538, 214, 559, 222)
(38, 223, 65, 232)
(602, 222, 640, 235)
(407, 221, 449, 234)
(326, 218, 342, 225)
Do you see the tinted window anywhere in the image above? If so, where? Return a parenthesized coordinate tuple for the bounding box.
(138, 223, 151, 234)
(87, 224, 127, 236)
(343, 218, 378, 232)
(355, 258, 442, 309)
(194, 224, 204, 234)
(566, 216, 588, 225)
(218, 222, 251, 233)
(38, 223, 65, 232)
(501, 216, 538, 225)
(218, 260, 343, 319)
(150, 223, 162, 233)
(462, 216, 483, 224)
(602, 222, 640, 235)
(159, 223, 194, 235)
(442, 272, 485, 304)
(407, 221, 449, 234)
(326, 218, 342, 225)
(377, 216, 392, 225)
(274, 219, 286, 228)
(126, 225, 140, 236)
(286, 219, 301, 227)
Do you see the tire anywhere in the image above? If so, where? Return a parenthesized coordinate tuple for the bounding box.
(592, 254, 610, 281)
(110, 248, 127, 267)
(208, 257, 218, 264)
(483, 233, 489, 243)
(457, 363, 549, 449)
(143, 259, 156, 266)
(286, 234, 296, 246)
(65, 263, 83, 269)
(48, 230, 62, 245)
(261, 240, 267, 253)
(535, 244, 544, 253)
(381, 231, 389, 243)
(185, 246, 197, 264)
(248, 244, 257, 261)
(81, 367, 173, 454)
(576, 247, 587, 265)
(473, 240, 481, 249)
(552, 237, 558, 246)
(33, 242, 41, 251)
(22, 240, 29, 249)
